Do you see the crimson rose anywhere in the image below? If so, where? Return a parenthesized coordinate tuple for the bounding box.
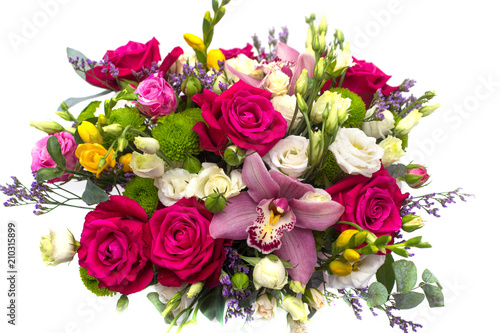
(86, 37, 161, 90)
(78, 196, 154, 295)
(326, 168, 409, 236)
(149, 197, 228, 288)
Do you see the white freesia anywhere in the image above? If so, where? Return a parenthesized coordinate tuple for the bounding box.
(263, 136, 309, 178)
(361, 106, 395, 139)
(154, 168, 196, 206)
(253, 294, 277, 320)
(271, 95, 302, 130)
(134, 137, 160, 154)
(328, 128, 384, 177)
(394, 109, 422, 137)
(185, 163, 245, 199)
(253, 256, 288, 290)
(378, 135, 405, 167)
(299, 188, 332, 202)
(155, 283, 194, 319)
(40, 229, 79, 266)
(226, 53, 263, 83)
(265, 70, 290, 96)
(129, 152, 165, 179)
(325, 254, 385, 289)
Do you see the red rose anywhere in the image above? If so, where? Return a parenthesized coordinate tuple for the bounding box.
(192, 80, 287, 156)
(85, 37, 161, 90)
(220, 43, 255, 60)
(149, 197, 228, 288)
(323, 57, 398, 106)
(78, 196, 154, 295)
(326, 168, 409, 236)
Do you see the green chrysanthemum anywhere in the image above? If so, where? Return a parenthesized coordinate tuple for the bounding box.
(123, 176, 159, 218)
(330, 87, 366, 128)
(323, 151, 347, 183)
(79, 267, 116, 297)
(103, 106, 146, 148)
(152, 108, 204, 162)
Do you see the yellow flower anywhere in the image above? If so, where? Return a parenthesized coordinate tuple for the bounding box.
(336, 229, 359, 248)
(118, 153, 133, 172)
(343, 249, 360, 263)
(75, 143, 116, 177)
(207, 49, 226, 70)
(329, 260, 352, 277)
(77, 121, 103, 144)
(183, 33, 205, 52)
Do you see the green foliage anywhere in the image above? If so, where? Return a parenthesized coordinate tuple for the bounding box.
(393, 291, 425, 309)
(330, 87, 366, 128)
(79, 267, 116, 297)
(123, 176, 159, 218)
(78, 101, 101, 122)
(116, 294, 129, 313)
(420, 283, 444, 307)
(376, 253, 395, 294)
(366, 282, 388, 308)
(82, 180, 110, 205)
(392, 260, 418, 294)
(199, 286, 226, 325)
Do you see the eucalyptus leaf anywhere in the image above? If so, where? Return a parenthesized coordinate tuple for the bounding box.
(46, 136, 66, 168)
(387, 163, 408, 179)
(67, 47, 91, 81)
(420, 283, 444, 307)
(35, 167, 64, 183)
(57, 90, 112, 111)
(392, 260, 418, 294)
(393, 291, 425, 309)
(82, 180, 110, 205)
(78, 101, 102, 122)
(376, 253, 395, 294)
(366, 282, 388, 308)
(422, 269, 442, 289)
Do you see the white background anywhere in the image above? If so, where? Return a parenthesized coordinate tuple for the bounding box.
(1, 0, 499, 332)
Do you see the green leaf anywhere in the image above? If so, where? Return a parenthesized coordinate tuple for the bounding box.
(57, 90, 112, 111)
(387, 163, 408, 178)
(77, 101, 102, 122)
(366, 282, 388, 308)
(35, 167, 64, 183)
(116, 294, 129, 313)
(404, 236, 422, 247)
(238, 289, 259, 308)
(147, 292, 166, 314)
(420, 283, 444, 307)
(392, 260, 418, 294)
(390, 246, 409, 257)
(393, 291, 425, 309)
(239, 255, 262, 266)
(374, 235, 392, 246)
(376, 253, 395, 294)
(46, 136, 66, 168)
(212, 0, 219, 11)
(67, 47, 91, 81)
(82, 180, 110, 205)
(199, 286, 225, 324)
(422, 269, 442, 289)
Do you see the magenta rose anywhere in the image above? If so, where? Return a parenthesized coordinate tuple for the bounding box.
(78, 196, 154, 295)
(192, 80, 287, 156)
(31, 132, 78, 183)
(135, 72, 177, 118)
(326, 168, 409, 236)
(85, 37, 161, 90)
(149, 197, 228, 288)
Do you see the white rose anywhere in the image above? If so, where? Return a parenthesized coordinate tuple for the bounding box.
(129, 152, 165, 179)
(393, 109, 422, 137)
(226, 54, 263, 83)
(265, 70, 290, 97)
(253, 255, 288, 290)
(328, 128, 384, 177)
(299, 188, 332, 202)
(40, 229, 79, 266)
(263, 136, 309, 178)
(155, 283, 194, 319)
(185, 163, 245, 199)
(361, 106, 395, 139)
(253, 294, 277, 320)
(378, 135, 405, 167)
(325, 254, 385, 289)
(134, 137, 160, 154)
(271, 95, 302, 130)
(154, 168, 196, 206)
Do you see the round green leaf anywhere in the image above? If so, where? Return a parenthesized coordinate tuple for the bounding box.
(393, 291, 425, 309)
(366, 282, 388, 308)
(392, 260, 418, 294)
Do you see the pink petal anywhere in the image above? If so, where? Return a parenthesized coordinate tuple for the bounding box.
(269, 170, 314, 199)
(226, 64, 266, 88)
(274, 228, 317, 285)
(290, 199, 345, 230)
(209, 192, 258, 240)
(242, 153, 280, 202)
(275, 43, 300, 63)
(288, 52, 315, 96)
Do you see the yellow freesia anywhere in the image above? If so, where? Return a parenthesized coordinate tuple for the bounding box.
(329, 260, 352, 277)
(118, 153, 132, 172)
(75, 143, 116, 177)
(207, 49, 226, 70)
(183, 33, 205, 52)
(77, 121, 103, 144)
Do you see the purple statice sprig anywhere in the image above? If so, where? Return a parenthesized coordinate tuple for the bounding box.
(68, 52, 119, 90)
(381, 305, 423, 333)
(371, 79, 419, 117)
(131, 62, 160, 81)
(400, 188, 473, 217)
(168, 60, 226, 95)
(251, 26, 289, 62)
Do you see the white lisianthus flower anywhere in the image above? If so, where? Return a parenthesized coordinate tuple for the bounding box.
(263, 136, 309, 178)
(378, 135, 405, 167)
(226, 53, 264, 82)
(328, 128, 384, 177)
(129, 152, 165, 179)
(394, 109, 422, 137)
(154, 168, 196, 206)
(253, 294, 277, 320)
(361, 106, 395, 139)
(325, 254, 385, 289)
(134, 137, 160, 155)
(40, 229, 79, 266)
(289, 319, 308, 333)
(332, 42, 355, 72)
(307, 288, 327, 311)
(299, 188, 332, 202)
(271, 95, 302, 130)
(253, 255, 288, 290)
(169, 52, 197, 75)
(282, 296, 310, 323)
(265, 70, 290, 97)
(185, 163, 245, 199)
(155, 283, 194, 319)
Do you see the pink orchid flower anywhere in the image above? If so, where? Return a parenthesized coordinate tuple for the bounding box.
(209, 153, 344, 284)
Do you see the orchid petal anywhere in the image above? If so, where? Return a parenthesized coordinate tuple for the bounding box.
(226, 64, 266, 88)
(290, 198, 345, 230)
(269, 170, 314, 199)
(288, 52, 315, 96)
(209, 192, 258, 240)
(274, 228, 317, 285)
(275, 43, 300, 63)
(242, 153, 279, 202)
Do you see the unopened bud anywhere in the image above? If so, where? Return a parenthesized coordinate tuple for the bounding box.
(314, 57, 325, 81)
(116, 294, 129, 313)
(329, 260, 352, 276)
(318, 15, 328, 35)
(312, 34, 320, 53)
(204, 192, 227, 213)
(55, 111, 72, 121)
(134, 137, 160, 155)
(336, 229, 359, 248)
(343, 249, 360, 263)
(294, 69, 309, 96)
(231, 272, 250, 291)
(187, 282, 204, 298)
(116, 138, 128, 152)
(102, 123, 124, 135)
(296, 93, 308, 113)
(30, 121, 64, 134)
(223, 145, 246, 166)
(419, 103, 440, 117)
(401, 214, 425, 232)
(334, 29, 345, 44)
(184, 76, 202, 97)
(183, 154, 202, 174)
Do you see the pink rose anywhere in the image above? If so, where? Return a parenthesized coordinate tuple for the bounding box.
(31, 132, 78, 183)
(135, 72, 177, 118)
(192, 80, 287, 156)
(85, 38, 161, 90)
(326, 168, 409, 237)
(78, 196, 154, 295)
(149, 197, 228, 288)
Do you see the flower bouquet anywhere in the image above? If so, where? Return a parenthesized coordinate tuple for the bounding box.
(1, 1, 471, 332)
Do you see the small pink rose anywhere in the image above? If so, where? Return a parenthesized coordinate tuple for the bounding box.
(135, 72, 177, 118)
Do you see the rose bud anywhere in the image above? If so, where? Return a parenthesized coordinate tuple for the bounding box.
(253, 255, 288, 290)
(401, 164, 430, 188)
(204, 192, 227, 213)
(401, 214, 425, 232)
(223, 145, 246, 167)
(231, 272, 250, 291)
(40, 229, 80, 266)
